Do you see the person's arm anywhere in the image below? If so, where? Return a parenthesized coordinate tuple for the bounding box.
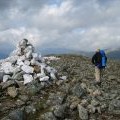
(92, 54, 95, 64)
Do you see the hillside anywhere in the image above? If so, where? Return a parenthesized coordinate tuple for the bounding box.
(0, 54, 120, 120)
(107, 50, 120, 59)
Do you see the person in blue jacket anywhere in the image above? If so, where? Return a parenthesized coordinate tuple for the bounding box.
(92, 49, 107, 85)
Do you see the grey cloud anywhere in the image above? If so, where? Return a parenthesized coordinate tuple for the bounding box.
(0, 0, 16, 10)
(0, 0, 120, 54)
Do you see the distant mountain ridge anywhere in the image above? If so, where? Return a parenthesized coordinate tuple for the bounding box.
(0, 48, 120, 59)
(106, 49, 120, 59)
(38, 48, 120, 59)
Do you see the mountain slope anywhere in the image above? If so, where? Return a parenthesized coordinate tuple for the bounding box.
(0, 55, 120, 120)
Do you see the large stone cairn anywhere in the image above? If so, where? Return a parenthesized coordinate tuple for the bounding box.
(0, 39, 58, 85)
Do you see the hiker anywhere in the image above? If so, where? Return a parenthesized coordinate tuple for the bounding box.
(92, 49, 107, 85)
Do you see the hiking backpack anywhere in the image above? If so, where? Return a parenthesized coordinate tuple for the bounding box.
(100, 50, 107, 68)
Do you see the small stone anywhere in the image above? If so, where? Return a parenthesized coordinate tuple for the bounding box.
(16, 99, 25, 106)
(12, 71, 24, 81)
(87, 105, 96, 113)
(19, 95, 29, 102)
(71, 83, 86, 98)
(8, 109, 25, 120)
(21, 65, 34, 74)
(40, 112, 57, 120)
(109, 99, 120, 114)
(81, 99, 88, 107)
(91, 99, 99, 107)
(7, 86, 18, 98)
(25, 105, 36, 115)
(40, 76, 49, 82)
(24, 60, 30, 65)
(47, 92, 65, 105)
(70, 101, 80, 110)
(60, 76, 67, 80)
(60, 83, 70, 94)
(56, 80, 64, 86)
(3, 75, 10, 82)
(96, 107, 101, 114)
(34, 65, 41, 73)
(81, 83, 87, 89)
(101, 104, 107, 112)
(78, 104, 88, 120)
(87, 88, 93, 95)
(23, 74, 33, 85)
(92, 89, 101, 96)
(53, 104, 67, 118)
(108, 75, 116, 80)
(50, 72, 57, 80)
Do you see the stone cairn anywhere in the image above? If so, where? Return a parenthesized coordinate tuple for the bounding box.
(0, 39, 59, 85)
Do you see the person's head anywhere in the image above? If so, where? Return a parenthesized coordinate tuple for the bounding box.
(96, 49, 100, 53)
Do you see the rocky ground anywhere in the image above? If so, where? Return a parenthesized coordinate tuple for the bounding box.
(0, 54, 120, 120)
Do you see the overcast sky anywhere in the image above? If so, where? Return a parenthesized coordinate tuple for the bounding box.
(0, 0, 120, 54)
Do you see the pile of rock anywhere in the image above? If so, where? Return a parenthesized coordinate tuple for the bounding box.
(0, 39, 59, 85)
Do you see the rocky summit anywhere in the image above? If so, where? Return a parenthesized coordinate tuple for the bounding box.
(0, 40, 120, 120)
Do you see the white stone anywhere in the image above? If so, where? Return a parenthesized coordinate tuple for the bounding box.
(24, 60, 30, 66)
(32, 53, 39, 60)
(45, 66, 51, 73)
(39, 54, 44, 62)
(46, 66, 57, 73)
(21, 65, 34, 73)
(19, 55, 26, 61)
(31, 58, 36, 65)
(40, 64, 46, 75)
(37, 73, 46, 78)
(11, 48, 21, 56)
(1, 62, 14, 74)
(23, 74, 33, 84)
(50, 72, 56, 80)
(31, 58, 41, 66)
(17, 59, 24, 66)
(26, 50, 32, 59)
(60, 76, 67, 80)
(0, 39, 61, 85)
(44, 56, 60, 61)
(40, 76, 49, 82)
(3, 75, 10, 82)
(24, 45, 34, 53)
(5, 56, 18, 64)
